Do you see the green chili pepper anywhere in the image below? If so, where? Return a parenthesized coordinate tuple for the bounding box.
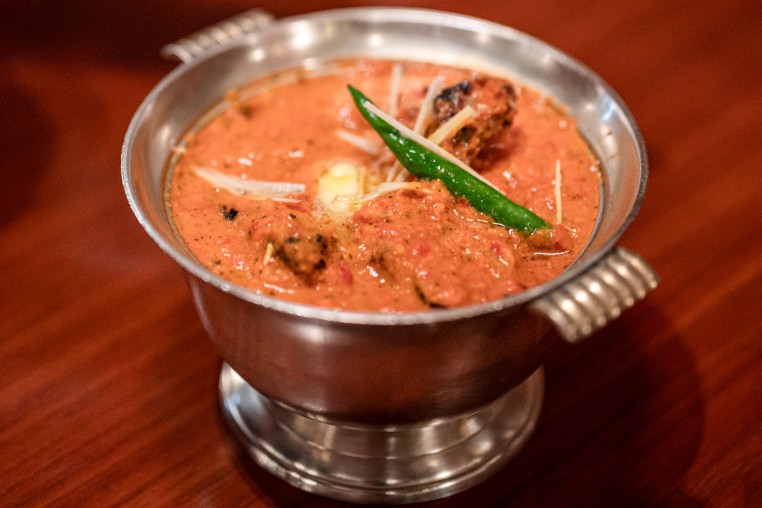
(348, 85, 551, 232)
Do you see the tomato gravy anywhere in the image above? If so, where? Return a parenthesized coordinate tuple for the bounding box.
(168, 60, 600, 311)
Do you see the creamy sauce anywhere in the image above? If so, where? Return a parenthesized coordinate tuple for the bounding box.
(168, 60, 600, 311)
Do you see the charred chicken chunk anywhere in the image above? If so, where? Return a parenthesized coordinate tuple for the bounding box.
(250, 209, 335, 284)
(426, 76, 517, 164)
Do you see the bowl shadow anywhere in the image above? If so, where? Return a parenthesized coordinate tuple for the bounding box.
(0, 79, 54, 228)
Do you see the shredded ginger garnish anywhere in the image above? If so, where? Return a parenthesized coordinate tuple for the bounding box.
(194, 166, 304, 202)
(334, 181, 424, 205)
(413, 76, 444, 135)
(263, 242, 274, 265)
(427, 105, 477, 145)
(387, 62, 403, 117)
(335, 129, 381, 155)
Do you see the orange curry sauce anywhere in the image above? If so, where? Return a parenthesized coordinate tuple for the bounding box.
(168, 60, 600, 311)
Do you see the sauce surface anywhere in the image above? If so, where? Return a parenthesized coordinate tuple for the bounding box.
(169, 60, 600, 311)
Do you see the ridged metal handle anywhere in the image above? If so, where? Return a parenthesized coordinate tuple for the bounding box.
(531, 248, 659, 343)
(160, 9, 275, 64)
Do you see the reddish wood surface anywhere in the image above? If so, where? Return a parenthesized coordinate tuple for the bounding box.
(1, 1, 760, 506)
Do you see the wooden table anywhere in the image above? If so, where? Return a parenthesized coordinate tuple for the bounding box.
(2, 1, 760, 506)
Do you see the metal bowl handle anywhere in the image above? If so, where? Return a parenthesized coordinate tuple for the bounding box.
(160, 9, 274, 64)
(530, 248, 659, 343)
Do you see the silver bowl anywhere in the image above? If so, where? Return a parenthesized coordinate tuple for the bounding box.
(122, 8, 658, 504)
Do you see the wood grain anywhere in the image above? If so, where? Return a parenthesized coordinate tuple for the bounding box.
(1, 0, 760, 506)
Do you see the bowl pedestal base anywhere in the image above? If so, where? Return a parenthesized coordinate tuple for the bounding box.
(219, 363, 544, 504)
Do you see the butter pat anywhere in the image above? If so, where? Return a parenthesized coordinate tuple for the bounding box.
(316, 160, 364, 215)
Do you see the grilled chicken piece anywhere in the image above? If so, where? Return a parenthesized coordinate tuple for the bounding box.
(426, 76, 517, 164)
(273, 232, 330, 281)
(250, 208, 335, 284)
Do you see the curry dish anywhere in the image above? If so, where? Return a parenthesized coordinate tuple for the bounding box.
(168, 59, 600, 311)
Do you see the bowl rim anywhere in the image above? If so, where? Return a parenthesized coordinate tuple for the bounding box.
(122, 6, 649, 326)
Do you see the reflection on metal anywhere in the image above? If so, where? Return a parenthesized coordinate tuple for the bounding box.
(220, 364, 544, 504)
